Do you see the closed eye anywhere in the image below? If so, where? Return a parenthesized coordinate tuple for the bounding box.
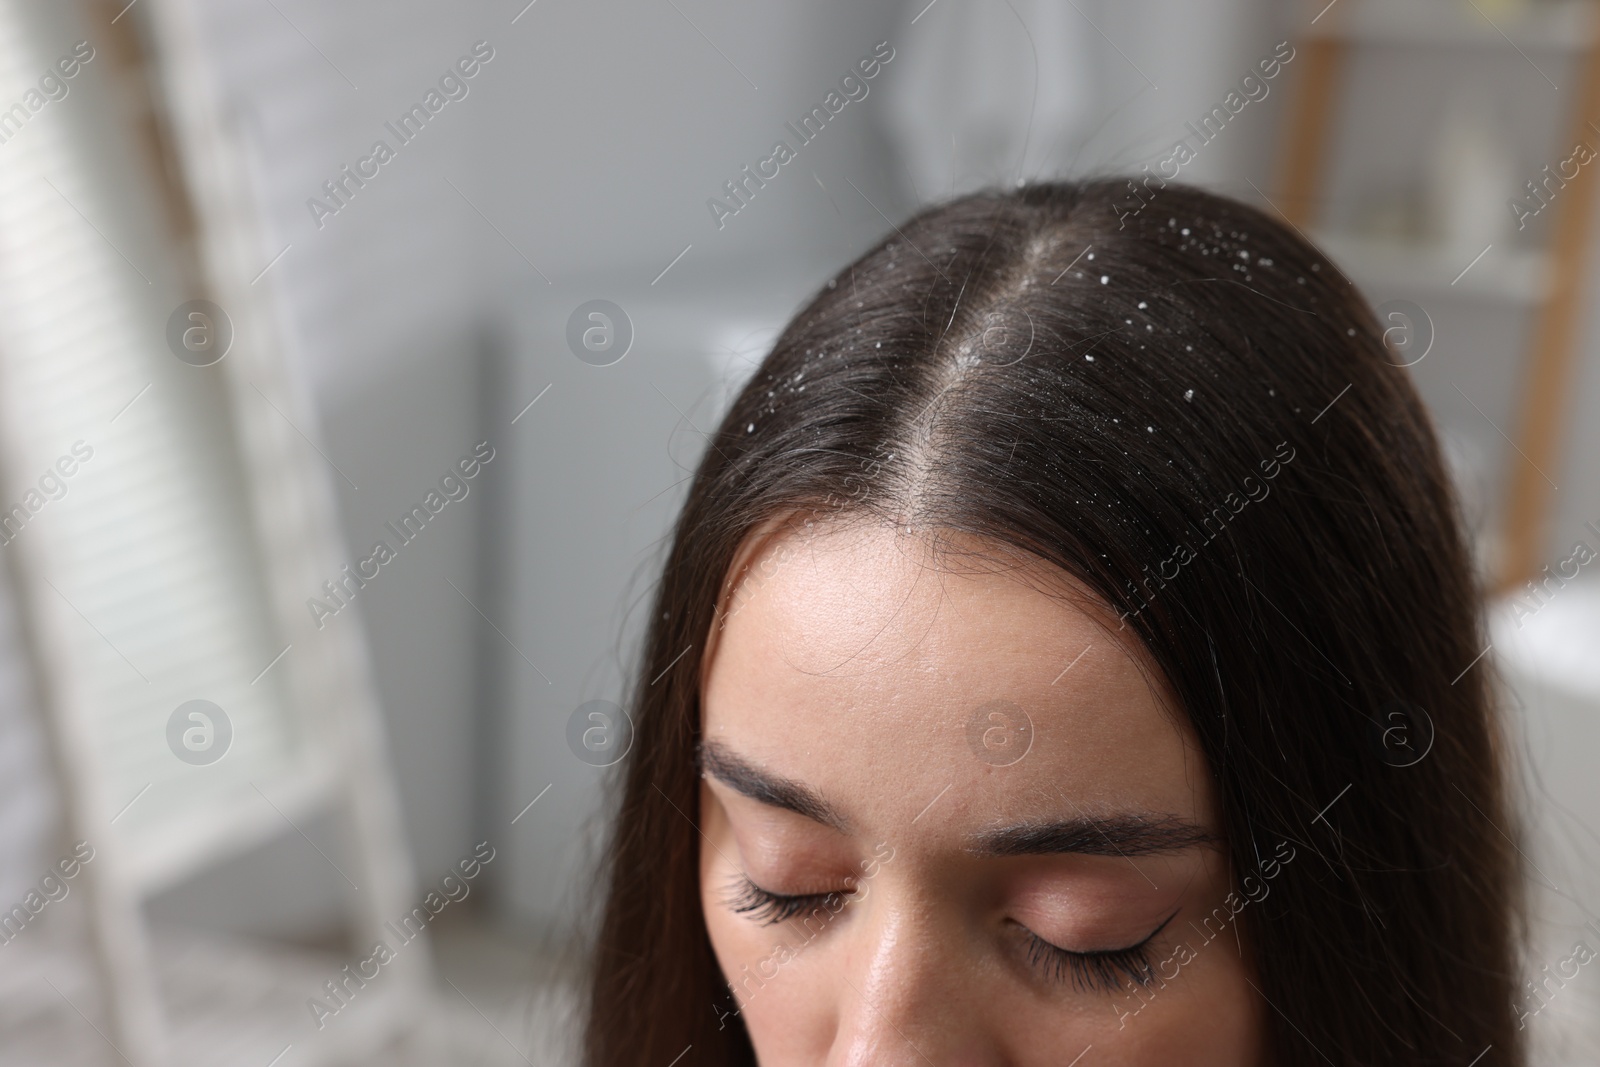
(722, 874, 852, 927)
(1018, 908, 1179, 994)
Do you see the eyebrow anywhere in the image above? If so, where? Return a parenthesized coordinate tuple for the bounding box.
(966, 815, 1218, 858)
(697, 739, 850, 832)
(697, 740, 1217, 857)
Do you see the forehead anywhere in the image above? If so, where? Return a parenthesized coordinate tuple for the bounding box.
(700, 520, 1212, 834)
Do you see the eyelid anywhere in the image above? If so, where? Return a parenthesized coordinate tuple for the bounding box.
(1019, 907, 1180, 993)
(1031, 906, 1179, 956)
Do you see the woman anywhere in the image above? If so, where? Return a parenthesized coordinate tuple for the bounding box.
(580, 179, 1523, 1065)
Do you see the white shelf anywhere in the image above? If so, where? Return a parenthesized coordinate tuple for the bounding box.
(1300, 0, 1597, 51)
(1310, 228, 1550, 302)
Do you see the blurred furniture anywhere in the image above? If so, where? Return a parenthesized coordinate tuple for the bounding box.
(1275, 0, 1600, 592)
(1275, 6, 1600, 1063)
(0, 2, 427, 1064)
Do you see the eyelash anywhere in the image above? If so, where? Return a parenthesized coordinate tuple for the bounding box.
(724, 876, 1176, 996)
(723, 875, 851, 926)
(1020, 910, 1178, 994)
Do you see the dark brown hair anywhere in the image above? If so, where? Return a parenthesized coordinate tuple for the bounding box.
(580, 179, 1523, 1066)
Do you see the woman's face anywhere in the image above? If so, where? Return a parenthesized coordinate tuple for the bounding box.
(698, 519, 1262, 1066)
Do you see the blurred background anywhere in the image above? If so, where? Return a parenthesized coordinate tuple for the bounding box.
(0, 0, 1598, 1063)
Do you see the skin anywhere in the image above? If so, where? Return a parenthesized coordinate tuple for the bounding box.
(697, 515, 1263, 1066)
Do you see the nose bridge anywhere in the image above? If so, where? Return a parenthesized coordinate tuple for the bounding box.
(826, 889, 987, 1067)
